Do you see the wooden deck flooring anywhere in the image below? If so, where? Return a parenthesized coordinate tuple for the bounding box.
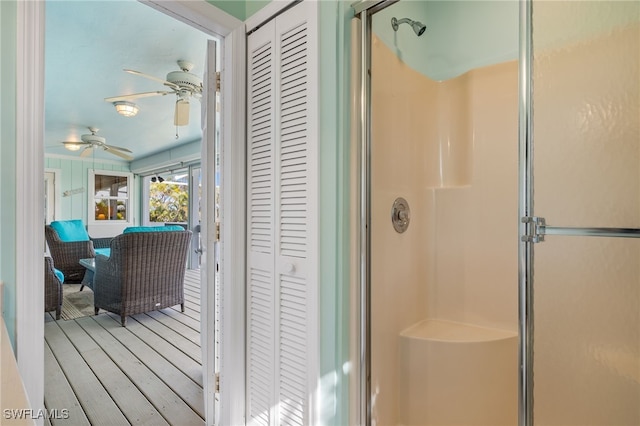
(44, 270, 204, 426)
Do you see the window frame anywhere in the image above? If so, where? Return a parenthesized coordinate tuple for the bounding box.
(88, 169, 135, 227)
(142, 169, 192, 227)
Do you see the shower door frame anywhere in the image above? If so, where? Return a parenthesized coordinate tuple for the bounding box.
(356, 0, 640, 424)
(353, 0, 528, 424)
(352, 1, 397, 425)
(353, 1, 530, 424)
(518, 1, 534, 424)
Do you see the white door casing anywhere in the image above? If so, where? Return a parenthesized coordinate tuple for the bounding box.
(16, 2, 46, 418)
(201, 38, 218, 425)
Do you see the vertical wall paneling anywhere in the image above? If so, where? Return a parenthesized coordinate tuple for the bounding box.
(246, 2, 318, 425)
(44, 156, 130, 223)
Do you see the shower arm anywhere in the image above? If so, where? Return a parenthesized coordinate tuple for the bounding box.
(391, 17, 426, 36)
(391, 17, 412, 31)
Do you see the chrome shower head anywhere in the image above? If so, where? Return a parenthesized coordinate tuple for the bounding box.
(391, 17, 426, 37)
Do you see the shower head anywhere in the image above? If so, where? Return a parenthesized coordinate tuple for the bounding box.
(391, 17, 426, 37)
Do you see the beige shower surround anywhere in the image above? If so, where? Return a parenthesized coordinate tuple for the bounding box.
(370, 33, 518, 425)
(370, 17, 640, 425)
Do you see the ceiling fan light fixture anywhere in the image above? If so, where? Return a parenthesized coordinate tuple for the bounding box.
(63, 142, 83, 151)
(113, 101, 139, 117)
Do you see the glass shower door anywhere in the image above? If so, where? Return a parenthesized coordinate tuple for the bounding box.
(526, 1, 640, 424)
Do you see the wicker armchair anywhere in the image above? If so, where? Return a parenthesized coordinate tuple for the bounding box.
(93, 230, 192, 326)
(44, 256, 63, 320)
(45, 224, 112, 283)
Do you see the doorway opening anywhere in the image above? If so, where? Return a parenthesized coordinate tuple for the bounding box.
(38, 1, 228, 423)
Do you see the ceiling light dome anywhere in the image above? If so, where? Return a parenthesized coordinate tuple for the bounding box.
(63, 141, 82, 151)
(113, 101, 139, 117)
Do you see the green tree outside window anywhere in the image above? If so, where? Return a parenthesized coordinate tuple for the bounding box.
(149, 182, 189, 223)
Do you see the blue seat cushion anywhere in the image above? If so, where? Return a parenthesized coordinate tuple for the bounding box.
(50, 220, 90, 242)
(95, 248, 111, 258)
(123, 225, 185, 233)
(53, 268, 65, 283)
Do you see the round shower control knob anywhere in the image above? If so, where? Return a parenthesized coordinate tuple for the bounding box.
(391, 197, 410, 233)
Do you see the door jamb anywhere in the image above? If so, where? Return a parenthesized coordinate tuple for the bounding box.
(16, 1, 46, 418)
(44, 168, 62, 224)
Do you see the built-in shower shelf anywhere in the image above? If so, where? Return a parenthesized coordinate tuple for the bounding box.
(399, 318, 518, 425)
(401, 318, 516, 342)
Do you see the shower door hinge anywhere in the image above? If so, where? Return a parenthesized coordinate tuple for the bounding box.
(521, 216, 546, 243)
(215, 372, 220, 393)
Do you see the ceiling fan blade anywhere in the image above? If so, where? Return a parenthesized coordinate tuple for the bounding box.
(174, 99, 190, 126)
(104, 146, 134, 161)
(104, 91, 171, 103)
(62, 141, 91, 147)
(103, 144, 132, 153)
(79, 146, 94, 158)
(124, 69, 180, 90)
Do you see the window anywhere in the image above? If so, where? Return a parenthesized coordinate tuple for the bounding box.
(88, 170, 134, 225)
(146, 170, 190, 225)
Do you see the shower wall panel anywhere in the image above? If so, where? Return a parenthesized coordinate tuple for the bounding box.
(432, 61, 519, 331)
(371, 32, 518, 424)
(370, 33, 432, 425)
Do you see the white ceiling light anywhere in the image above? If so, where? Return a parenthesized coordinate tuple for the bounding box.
(105, 60, 202, 127)
(113, 101, 139, 117)
(63, 141, 83, 151)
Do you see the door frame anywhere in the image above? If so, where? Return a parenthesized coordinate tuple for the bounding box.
(517, 1, 533, 425)
(15, 1, 247, 425)
(44, 169, 61, 224)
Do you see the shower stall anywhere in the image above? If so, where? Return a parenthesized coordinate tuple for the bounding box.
(352, 1, 640, 425)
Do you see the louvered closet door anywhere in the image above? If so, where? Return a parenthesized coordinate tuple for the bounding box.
(248, 17, 277, 426)
(274, 4, 317, 425)
(247, 2, 318, 425)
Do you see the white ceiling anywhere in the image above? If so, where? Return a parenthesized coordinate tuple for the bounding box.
(44, 0, 213, 162)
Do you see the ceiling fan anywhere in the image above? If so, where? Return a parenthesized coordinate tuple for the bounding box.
(62, 127, 134, 161)
(105, 60, 202, 126)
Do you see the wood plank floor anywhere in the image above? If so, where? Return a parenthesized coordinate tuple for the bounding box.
(44, 270, 204, 426)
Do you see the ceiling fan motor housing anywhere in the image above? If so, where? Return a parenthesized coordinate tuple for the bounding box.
(81, 133, 106, 145)
(166, 71, 202, 91)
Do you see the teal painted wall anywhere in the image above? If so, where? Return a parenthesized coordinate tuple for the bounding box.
(373, 0, 518, 81)
(318, 1, 352, 424)
(208, 0, 270, 21)
(246, 0, 271, 19)
(45, 156, 131, 223)
(207, 0, 246, 20)
(0, 0, 18, 346)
